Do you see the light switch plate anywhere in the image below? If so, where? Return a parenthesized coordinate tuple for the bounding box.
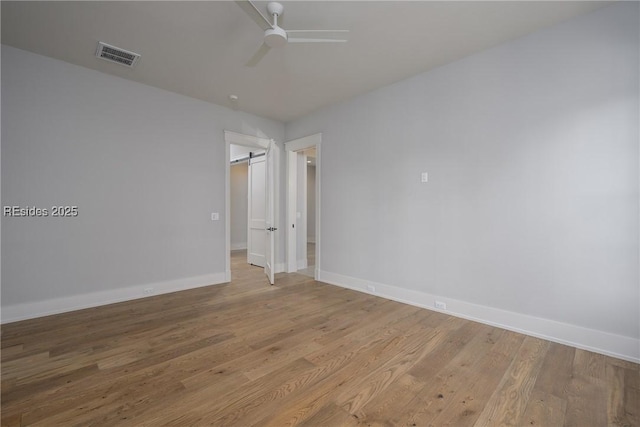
(211, 212, 220, 221)
(421, 172, 428, 183)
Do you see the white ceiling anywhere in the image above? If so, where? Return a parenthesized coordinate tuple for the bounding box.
(1, 1, 611, 123)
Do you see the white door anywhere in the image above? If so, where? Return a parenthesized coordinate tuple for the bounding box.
(264, 142, 276, 285)
(247, 156, 266, 267)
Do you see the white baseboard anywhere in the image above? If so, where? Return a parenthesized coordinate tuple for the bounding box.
(230, 242, 247, 250)
(318, 270, 640, 363)
(1, 273, 228, 324)
(297, 259, 308, 270)
(275, 262, 286, 274)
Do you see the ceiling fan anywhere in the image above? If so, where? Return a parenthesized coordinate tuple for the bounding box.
(236, 0, 349, 66)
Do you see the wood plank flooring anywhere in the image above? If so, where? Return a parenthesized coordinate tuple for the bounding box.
(1, 251, 638, 426)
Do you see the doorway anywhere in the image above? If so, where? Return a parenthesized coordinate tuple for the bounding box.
(296, 148, 316, 278)
(229, 145, 266, 266)
(285, 133, 321, 280)
(225, 131, 277, 285)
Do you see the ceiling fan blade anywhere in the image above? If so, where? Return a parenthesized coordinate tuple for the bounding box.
(288, 38, 348, 43)
(235, 0, 272, 31)
(246, 43, 271, 67)
(286, 30, 350, 34)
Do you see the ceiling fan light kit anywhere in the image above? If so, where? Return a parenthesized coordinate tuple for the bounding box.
(236, 0, 349, 66)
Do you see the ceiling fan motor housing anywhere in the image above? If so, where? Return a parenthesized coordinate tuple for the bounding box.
(264, 26, 287, 48)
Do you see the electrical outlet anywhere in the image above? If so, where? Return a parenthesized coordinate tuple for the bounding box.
(435, 301, 446, 310)
(211, 212, 220, 221)
(143, 287, 154, 295)
(366, 284, 375, 293)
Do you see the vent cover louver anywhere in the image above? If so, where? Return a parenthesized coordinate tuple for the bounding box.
(95, 42, 140, 67)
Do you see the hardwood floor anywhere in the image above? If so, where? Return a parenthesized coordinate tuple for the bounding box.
(1, 252, 638, 426)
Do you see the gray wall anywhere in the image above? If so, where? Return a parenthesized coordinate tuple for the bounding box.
(230, 162, 248, 250)
(286, 3, 639, 340)
(2, 45, 284, 310)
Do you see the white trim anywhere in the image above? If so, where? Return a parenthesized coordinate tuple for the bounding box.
(284, 133, 321, 152)
(224, 130, 271, 148)
(1, 273, 227, 324)
(297, 259, 308, 270)
(275, 262, 285, 274)
(317, 270, 640, 363)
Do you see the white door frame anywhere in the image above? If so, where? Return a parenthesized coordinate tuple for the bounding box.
(285, 133, 321, 279)
(224, 130, 273, 282)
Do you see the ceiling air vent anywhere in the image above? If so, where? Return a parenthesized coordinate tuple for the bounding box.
(95, 42, 140, 67)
